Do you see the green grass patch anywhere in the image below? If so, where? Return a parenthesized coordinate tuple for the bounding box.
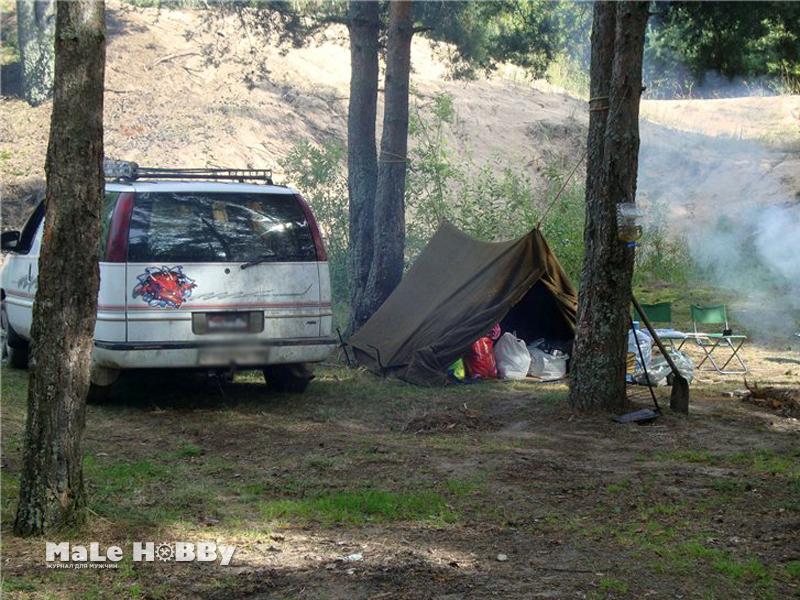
(258, 489, 456, 525)
(444, 474, 486, 497)
(1, 576, 38, 593)
(654, 449, 716, 464)
(683, 541, 773, 586)
(605, 479, 632, 494)
(785, 561, 800, 579)
(598, 576, 629, 595)
(171, 443, 204, 458)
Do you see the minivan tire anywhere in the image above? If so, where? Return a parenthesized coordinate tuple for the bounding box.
(3, 319, 30, 370)
(263, 363, 314, 394)
(87, 382, 114, 404)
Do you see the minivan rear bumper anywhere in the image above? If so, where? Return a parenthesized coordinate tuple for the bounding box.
(93, 337, 336, 369)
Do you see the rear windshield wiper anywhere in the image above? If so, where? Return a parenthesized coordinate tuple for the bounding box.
(240, 254, 278, 269)
(240, 254, 309, 269)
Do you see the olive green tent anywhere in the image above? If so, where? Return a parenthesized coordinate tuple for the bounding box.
(349, 223, 577, 385)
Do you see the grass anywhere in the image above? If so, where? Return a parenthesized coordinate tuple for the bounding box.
(257, 489, 456, 525)
(605, 478, 631, 494)
(597, 576, 629, 595)
(653, 449, 716, 464)
(2, 362, 798, 598)
(171, 443, 204, 458)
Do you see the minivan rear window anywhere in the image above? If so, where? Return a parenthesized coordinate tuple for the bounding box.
(126, 192, 316, 263)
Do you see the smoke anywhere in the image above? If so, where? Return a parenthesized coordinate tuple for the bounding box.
(637, 103, 800, 340)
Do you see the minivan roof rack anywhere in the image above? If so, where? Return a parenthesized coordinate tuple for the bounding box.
(104, 160, 274, 184)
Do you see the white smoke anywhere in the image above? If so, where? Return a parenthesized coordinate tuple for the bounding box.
(637, 108, 800, 340)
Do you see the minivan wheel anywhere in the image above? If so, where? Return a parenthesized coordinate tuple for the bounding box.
(88, 366, 121, 403)
(263, 363, 314, 394)
(2, 319, 30, 370)
(87, 382, 114, 404)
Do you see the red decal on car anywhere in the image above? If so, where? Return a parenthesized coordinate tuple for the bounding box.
(132, 266, 196, 308)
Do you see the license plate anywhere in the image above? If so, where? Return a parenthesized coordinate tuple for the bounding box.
(192, 311, 264, 335)
(198, 346, 271, 366)
(208, 312, 250, 332)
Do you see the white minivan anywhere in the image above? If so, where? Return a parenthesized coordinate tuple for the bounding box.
(0, 164, 336, 396)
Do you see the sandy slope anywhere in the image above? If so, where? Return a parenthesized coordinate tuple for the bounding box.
(1, 4, 798, 232)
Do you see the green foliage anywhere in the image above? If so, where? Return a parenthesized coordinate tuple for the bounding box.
(417, 1, 589, 79)
(280, 92, 695, 326)
(405, 92, 585, 283)
(279, 140, 350, 323)
(645, 2, 800, 97)
(634, 199, 694, 287)
(0, 0, 19, 66)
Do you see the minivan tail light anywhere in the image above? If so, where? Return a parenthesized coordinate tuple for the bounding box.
(105, 192, 135, 262)
(294, 193, 327, 262)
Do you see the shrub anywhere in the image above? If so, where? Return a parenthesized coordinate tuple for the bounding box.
(280, 92, 690, 329)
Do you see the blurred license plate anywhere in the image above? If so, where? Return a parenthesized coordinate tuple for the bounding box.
(198, 346, 270, 366)
(193, 311, 264, 335)
(207, 312, 250, 332)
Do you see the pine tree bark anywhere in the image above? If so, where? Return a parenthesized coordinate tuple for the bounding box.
(14, 0, 106, 536)
(361, 0, 413, 320)
(569, 1, 649, 412)
(346, 0, 380, 333)
(17, 0, 56, 105)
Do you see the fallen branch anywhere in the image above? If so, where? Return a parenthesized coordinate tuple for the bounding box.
(149, 51, 201, 69)
(743, 380, 800, 417)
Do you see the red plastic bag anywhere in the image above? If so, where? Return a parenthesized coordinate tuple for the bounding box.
(464, 336, 497, 379)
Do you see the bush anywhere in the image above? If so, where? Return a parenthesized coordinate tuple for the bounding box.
(280, 92, 690, 330)
(405, 92, 585, 281)
(279, 140, 350, 325)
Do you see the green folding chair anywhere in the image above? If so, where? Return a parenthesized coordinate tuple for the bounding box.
(634, 302, 687, 349)
(690, 304, 747, 374)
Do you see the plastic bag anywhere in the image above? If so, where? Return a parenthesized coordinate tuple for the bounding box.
(494, 332, 531, 380)
(634, 349, 694, 386)
(464, 337, 497, 379)
(627, 328, 653, 371)
(527, 345, 568, 380)
(447, 358, 465, 381)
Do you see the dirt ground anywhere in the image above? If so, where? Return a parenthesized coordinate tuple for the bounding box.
(1, 340, 798, 599)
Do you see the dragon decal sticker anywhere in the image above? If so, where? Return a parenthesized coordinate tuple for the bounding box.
(132, 266, 197, 308)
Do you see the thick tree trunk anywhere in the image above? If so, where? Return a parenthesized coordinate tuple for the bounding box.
(17, 0, 56, 105)
(346, 0, 380, 334)
(361, 0, 413, 320)
(569, 1, 649, 412)
(14, 0, 106, 536)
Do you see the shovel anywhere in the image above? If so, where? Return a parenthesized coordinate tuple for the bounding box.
(632, 296, 690, 414)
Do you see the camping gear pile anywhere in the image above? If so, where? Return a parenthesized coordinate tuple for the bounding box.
(454, 328, 569, 382)
(349, 223, 577, 386)
(626, 324, 693, 386)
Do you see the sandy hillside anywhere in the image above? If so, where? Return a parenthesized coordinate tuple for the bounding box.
(1, 4, 798, 232)
(0, 4, 588, 228)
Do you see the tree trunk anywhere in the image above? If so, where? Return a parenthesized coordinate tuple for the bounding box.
(569, 1, 649, 412)
(14, 0, 106, 536)
(361, 0, 414, 320)
(17, 0, 56, 106)
(346, 0, 380, 334)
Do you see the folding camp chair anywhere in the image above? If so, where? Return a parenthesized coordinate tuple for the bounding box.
(690, 304, 747, 374)
(634, 302, 687, 349)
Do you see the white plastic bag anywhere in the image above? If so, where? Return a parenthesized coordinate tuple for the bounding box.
(495, 332, 531, 380)
(527, 346, 568, 381)
(627, 328, 653, 371)
(635, 349, 694, 386)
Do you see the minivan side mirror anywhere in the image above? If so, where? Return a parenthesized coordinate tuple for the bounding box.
(1, 231, 20, 251)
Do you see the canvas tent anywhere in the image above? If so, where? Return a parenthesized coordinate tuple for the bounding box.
(349, 223, 577, 385)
